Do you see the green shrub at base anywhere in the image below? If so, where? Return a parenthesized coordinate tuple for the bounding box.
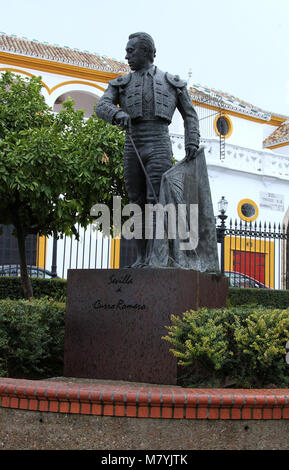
(0, 298, 66, 379)
(228, 288, 289, 309)
(0, 277, 67, 301)
(163, 305, 289, 388)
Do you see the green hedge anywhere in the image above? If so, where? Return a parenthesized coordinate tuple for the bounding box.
(163, 305, 289, 388)
(228, 288, 289, 309)
(0, 276, 66, 301)
(0, 298, 66, 379)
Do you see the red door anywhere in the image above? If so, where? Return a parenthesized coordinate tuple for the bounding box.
(233, 250, 265, 284)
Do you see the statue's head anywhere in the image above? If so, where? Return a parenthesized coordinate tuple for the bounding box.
(125, 32, 156, 71)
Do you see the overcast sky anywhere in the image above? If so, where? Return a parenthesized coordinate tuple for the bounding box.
(1, 0, 289, 116)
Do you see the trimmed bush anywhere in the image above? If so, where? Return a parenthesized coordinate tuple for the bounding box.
(228, 287, 289, 309)
(0, 276, 66, 301)
(163, 305, 289, 388)
(0, 298, 66, 379)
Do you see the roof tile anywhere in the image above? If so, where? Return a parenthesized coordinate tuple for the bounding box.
(188, 84, 274, 121)
(263, 120, 289, 147)
(0, 33, 130, 74)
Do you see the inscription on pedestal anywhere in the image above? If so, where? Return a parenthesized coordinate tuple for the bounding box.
(64, 269, 228, 385)
(93, 274, 147, 311)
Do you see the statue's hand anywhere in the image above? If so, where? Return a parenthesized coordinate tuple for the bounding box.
(185, 145, 199, 161)
(114, 111, 131, 131)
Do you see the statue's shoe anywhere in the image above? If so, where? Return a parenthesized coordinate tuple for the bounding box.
(129, 260, 148, 268)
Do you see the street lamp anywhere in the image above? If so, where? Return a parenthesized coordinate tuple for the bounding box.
(218, 196, 228, 217)
(216, 196, 228, 274)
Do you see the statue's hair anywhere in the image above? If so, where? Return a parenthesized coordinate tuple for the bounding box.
(128, 32, 156, 61)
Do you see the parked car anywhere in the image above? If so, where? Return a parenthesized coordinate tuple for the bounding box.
(224, 271, 269, 289)
(0, 264, 59, 278)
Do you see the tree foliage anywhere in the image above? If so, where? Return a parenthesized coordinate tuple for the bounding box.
(0, 71, 127, 297)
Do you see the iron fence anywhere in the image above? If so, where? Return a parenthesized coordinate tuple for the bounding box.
(0, 219, 288, 290)
(0, 223, 118, 279)
(217, 218, 289, 290)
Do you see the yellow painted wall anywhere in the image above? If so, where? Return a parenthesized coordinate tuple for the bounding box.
(110, 238, 120, 269)
(36, 235, 47, 269)
(225, 236, 275, 288)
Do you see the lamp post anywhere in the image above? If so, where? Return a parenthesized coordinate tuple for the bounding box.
(216, 196, 228, 275)
(51, 235, 58, 278)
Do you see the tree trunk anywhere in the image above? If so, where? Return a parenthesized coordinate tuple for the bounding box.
(15, 220, 33, 299)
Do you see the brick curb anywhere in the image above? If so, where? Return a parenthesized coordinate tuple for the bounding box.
(1, 378, 289, 420)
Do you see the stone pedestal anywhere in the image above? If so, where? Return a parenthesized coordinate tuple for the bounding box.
(64, 269, 229, 385)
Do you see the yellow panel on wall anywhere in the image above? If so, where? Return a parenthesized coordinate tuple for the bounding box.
(110, 238, 120, 269)
(36, 235, 47, 269)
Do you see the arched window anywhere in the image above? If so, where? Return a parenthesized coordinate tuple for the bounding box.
(53, 90, 100, 118)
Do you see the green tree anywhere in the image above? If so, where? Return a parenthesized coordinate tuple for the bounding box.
(0, 71, 127, 299)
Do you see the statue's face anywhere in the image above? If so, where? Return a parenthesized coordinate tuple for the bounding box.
(125, 37, 149, 71)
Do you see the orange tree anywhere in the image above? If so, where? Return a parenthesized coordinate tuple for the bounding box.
(0, 71, 127, 299)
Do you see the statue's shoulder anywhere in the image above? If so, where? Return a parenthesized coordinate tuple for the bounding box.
(109, 73, 132, 87)
(165, 72, 187, 88)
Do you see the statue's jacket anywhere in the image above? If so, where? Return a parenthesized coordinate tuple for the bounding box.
(95, 66, 200, 149)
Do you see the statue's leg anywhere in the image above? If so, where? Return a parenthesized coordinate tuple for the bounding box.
(143, 135, 173, 266)
(122, 124, 173, 267)
(123, 139, 147, 268)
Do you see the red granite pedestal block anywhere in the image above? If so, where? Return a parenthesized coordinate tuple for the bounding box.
(64, 268, 229, 385)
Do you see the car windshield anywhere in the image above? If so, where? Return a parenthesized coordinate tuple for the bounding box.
(226, 272, 262, 288)
(0, 265, 53, 278)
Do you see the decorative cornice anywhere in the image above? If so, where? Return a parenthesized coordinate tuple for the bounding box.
(192, 94, 271, 122)
(0, 51, 119, 84)
(264, 140, 289, 149)
(192, 98, 286, 126)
